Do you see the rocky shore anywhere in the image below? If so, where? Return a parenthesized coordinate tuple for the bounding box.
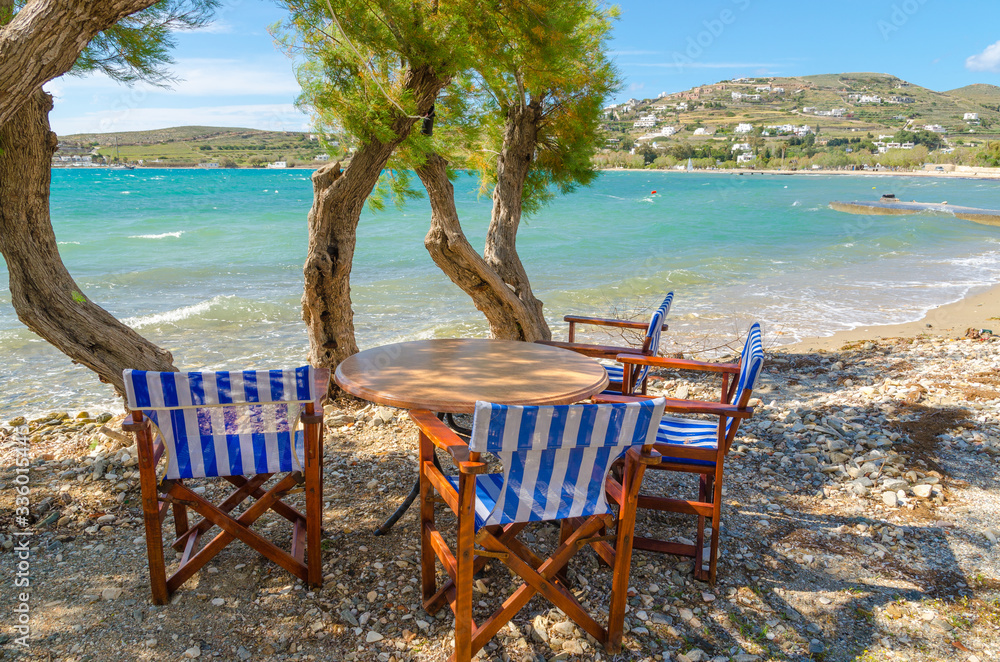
(1, 332, 999, 662)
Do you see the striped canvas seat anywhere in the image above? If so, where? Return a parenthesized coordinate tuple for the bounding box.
(414, 397, 667, 659)
(603, 291, 673, 392)
(653, 322, 765, 467)
(448, 398, 665, 531)
(123, 367, 324, 480)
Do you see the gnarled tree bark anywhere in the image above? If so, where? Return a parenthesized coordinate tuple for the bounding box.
(0, 0, 159, 127)
(0, 90, 176, 394)
(481, 98, 551, 341)
(301, 64, 446, 376)
(417, 152, 550, 340)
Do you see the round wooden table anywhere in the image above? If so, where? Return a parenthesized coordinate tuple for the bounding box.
(335, 338, 609, 414)
(335, 339, 609, 535)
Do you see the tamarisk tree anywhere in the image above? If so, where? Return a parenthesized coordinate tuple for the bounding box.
(0, 0, 215, 393)
(278, 0, 472, 373)
(417, 0, 620, 341)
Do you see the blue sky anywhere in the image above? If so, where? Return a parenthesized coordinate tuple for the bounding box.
(48, 0, 1000, 135)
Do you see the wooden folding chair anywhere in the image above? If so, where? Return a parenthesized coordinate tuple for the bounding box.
(122, 366, 329, 605)
(600, 323, 765, 583)
(412, 397, 667, 661)
(538, 292, 673, 394)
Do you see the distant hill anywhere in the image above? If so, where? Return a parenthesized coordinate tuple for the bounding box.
(61, 125, 264, 146)
(944, 84, 1000, 107)
(57, 126, 338, 168)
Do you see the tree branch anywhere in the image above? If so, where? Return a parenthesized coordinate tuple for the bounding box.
(0, 0, 159, 126)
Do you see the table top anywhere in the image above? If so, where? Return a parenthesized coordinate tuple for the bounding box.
(334, 338, 609, 414)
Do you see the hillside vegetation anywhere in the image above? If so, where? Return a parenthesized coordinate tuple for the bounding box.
(600, 72, 1000, 171)
(56, 126, 339, 168)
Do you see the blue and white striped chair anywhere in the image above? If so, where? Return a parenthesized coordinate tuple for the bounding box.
(411, 397, 667, 661)
(602, 322, 765, 583)
(122, 366, 329, 605)
(538, 292, 674, 395)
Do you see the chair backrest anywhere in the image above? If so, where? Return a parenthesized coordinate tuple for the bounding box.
(733, 322, 765, 407)
(469, 398, 666, 527)
(635, 291, 674, 384)
(123, 367, 326, 480)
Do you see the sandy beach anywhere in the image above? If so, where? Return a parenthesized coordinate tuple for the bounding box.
(784, 282, 1000, 352)
(604, 166, 1000, 181)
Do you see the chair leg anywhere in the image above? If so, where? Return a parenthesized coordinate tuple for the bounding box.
(135, 428, 169, 605)
(694, 474, 708, 580)
(173, 479, 189, 538)
(304, 421, 323, 587)
(708, 467, 724, 584)
(454, 472, 476, 662)
(418, 432, 438, 606)
(608, 452, 646, 652)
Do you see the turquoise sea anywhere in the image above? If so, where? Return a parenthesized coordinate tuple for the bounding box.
(2, 168, 999, 418)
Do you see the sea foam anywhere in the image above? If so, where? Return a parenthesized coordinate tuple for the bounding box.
(128, 231, 184, 239)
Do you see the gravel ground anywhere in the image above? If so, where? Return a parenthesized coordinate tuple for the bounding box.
(1, 333, 999, 662)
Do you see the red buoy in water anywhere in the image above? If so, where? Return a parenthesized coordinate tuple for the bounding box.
(651, 190, 657, 194)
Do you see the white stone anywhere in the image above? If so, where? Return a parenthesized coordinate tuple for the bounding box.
(365, 631, 384, 643)
(101, 588, 123, 601)
(912, 484, 932, 498)
(211, 598, 224, 607)
(183, 646, 201, 659)
(881, 491, 898, 507)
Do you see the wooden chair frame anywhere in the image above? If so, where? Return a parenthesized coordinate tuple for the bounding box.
(536, 314, 669, 394)
(123, 403, 325, 605)
(410, 411, 659, 661)
(598, 353, 755, 583)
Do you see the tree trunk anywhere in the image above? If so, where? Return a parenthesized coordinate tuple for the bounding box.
(0, 0, 159, 126)
(417, 152, 550, 340)
(0, 90, 175, 394)
(482, 99, 551, 341)
(301, 64, 445, 376)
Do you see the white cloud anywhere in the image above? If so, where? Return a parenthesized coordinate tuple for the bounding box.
(610, 50, 662, 56)
(629, 61, 782, 69)
(966, 40, 1000, 72)
(49, 58, 301, 97)
(187, 20, 234, 34)
(52, 104, 310, 135)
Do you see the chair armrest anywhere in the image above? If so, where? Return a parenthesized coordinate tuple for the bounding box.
(537, 339, 645, 359)
(409, 410, 488, 474)
(564, 315, 667, 331)
(616, 354, 740, 374)
(122, 413, 150, 432)
(592, 393, 753, 418)
(626, 446, 663, 465)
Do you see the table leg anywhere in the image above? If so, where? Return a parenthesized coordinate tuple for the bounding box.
(373, 448, 444, 536)
(373, 412, 469, 536)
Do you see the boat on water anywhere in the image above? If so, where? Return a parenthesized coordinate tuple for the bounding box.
(830, 194, 1000, 227)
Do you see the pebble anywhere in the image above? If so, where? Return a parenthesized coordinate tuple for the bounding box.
(365, 631, 384, 643)
(183, 646, 201, 658)
(912, 484, 933, 498)
(101, 588, 123, 601)
(211, 598, 224, 606)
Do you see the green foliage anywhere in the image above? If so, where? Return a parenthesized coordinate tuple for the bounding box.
(4, 0, 216, 86)
(280, 0, 621, 215)
(278, 0, 473, 146)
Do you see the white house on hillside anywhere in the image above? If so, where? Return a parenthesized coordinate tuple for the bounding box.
(734, 123, 754, 134)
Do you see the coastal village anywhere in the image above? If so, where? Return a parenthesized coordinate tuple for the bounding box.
(52, 73, 1000, 175)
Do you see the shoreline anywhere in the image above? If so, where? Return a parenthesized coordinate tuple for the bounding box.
(53, 165, 1000, 181)
(781, 281, 1000, 353)
(599, 167, 1000, 181)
